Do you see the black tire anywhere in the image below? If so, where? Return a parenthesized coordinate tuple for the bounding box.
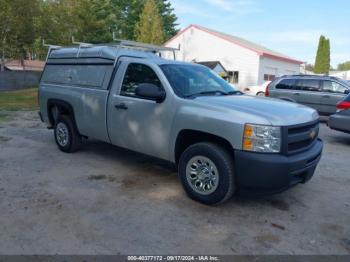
(54, 115, 82, 153)
(257, 92, 265, 96)
(178, 142, 235, 205)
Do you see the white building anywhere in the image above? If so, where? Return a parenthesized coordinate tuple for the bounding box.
(330, 70, 350, 80)
(164, 24, 303, 89)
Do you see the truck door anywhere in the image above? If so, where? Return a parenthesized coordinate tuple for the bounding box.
(107, 58, 176, 161)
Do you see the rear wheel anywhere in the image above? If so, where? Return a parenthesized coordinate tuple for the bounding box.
(54, 115, 82, 153)
(257, 92, 265, 96)
(178, 142, 235, 205)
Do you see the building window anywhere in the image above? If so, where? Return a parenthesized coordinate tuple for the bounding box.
(264, 74, 276, 81)
(228, 71, 239, 84)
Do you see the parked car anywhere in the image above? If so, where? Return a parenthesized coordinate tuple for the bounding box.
(38, 43, 323, 205)
(244, 81, 271, 96)
(329, 93, 350, 134)
(266, 75, 350, 115)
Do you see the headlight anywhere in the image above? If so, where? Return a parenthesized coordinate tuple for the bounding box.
(242, 124, 281, 153)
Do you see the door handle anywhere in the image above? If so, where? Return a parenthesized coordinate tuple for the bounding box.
(293, 92, 300, 96)
(322, 95, 330, 98)
(115, 103, 128, 110)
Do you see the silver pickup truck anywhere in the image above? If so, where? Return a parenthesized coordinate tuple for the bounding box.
(38, 43, 323, 205)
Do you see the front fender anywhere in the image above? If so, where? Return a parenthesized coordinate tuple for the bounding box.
(168, 105, 244, 162)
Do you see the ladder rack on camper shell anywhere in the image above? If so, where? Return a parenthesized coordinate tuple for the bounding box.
(43, 39, 180, 62)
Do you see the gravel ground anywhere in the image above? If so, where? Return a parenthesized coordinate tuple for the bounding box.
(0, 111, 349, 255)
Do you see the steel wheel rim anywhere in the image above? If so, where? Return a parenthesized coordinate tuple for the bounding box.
(56, 122, 69, 147)
(186, 156, 219, 195)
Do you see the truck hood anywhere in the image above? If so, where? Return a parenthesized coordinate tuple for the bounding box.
(194, 95, 319, 126)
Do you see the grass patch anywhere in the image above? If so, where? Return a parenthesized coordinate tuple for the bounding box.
(0, 88, 38, 111)
(0, 112, 13, 123)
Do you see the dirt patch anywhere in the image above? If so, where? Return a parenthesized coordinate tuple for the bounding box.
(0, 135, 12, 142)
(320, 223, 344, 235)
(0, 112, 350, 254)
(121, 178, 139, 188)
(88, 174, 109, 181)
(88, 174, 119, 182)
(255, 234, 281, 248)
(267, 199, 290, 211)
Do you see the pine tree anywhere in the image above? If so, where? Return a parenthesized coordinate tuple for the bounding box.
(314, 35, 331, 74)
(324, 38, 331, 73)
(134, 0, 165, 45)
(157, 0, 178, 40)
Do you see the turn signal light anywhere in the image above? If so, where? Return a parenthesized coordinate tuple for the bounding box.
(243, 138, 253, 151)
(244, 125, 253, 137)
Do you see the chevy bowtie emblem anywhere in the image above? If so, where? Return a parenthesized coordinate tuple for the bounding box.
(309, 130, 316, 140)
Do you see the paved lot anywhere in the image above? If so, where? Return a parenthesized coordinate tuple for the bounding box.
(0, 111, 349, 255)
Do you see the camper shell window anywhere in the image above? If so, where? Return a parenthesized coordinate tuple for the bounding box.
(41, 64, 113, 89)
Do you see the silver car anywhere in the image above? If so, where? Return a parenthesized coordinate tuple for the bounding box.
(267, 75, 350, 115)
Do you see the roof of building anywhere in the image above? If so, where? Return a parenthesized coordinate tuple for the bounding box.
(196, 61, 227, 71)
(5, 60, 45, 71)
(196, 61, 227, 73)
(164, 24, 303, 65)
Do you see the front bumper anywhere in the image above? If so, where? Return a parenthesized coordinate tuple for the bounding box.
(234, 138, 323, 196)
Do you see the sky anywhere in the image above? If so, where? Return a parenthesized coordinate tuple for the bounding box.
(168, 0, 350, 68)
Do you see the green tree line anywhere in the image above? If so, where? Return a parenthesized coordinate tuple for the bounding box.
(337, 61, 350, 71)
(0, 0, 178, 64)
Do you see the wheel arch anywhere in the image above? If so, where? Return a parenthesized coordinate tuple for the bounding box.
(174, 129, 235, 165)
(47, 99, 80, 133)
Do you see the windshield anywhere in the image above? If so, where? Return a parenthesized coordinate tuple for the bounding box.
(160, 64, 237, 98)
(338, 78, 350, 87)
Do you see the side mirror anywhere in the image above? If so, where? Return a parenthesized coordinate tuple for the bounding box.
(135, 83, 166, 103)
(344, 89, 350, 95)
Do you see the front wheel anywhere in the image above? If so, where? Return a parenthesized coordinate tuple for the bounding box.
(178, 142, 235, 205)
(257, 92, 265, 96)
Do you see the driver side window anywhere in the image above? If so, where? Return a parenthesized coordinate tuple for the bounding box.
(121, 63, 163, 98)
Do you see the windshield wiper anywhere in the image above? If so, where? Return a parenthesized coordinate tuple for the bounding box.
(184, 90, 228, 98)
(184, 90, 242, 98)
